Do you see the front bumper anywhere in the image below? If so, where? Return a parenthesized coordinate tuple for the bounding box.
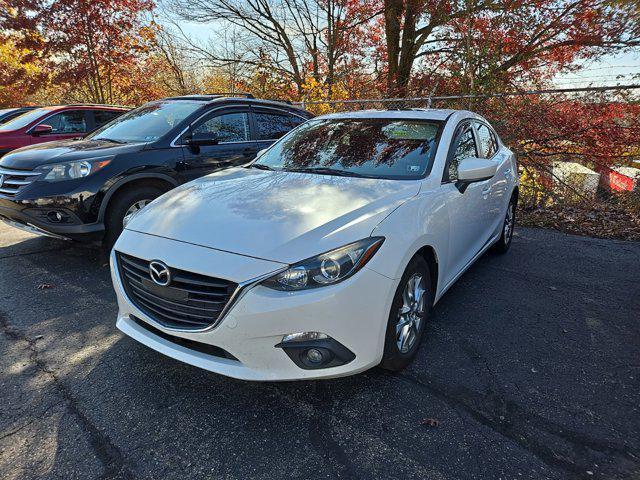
(0, 198, 104, 241)
(111, 230, 397, 381)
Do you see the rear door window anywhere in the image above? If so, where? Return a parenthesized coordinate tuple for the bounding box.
(94, 110, 124, 128)
(254, 112, 293, 140)
(289, 114, 306, 128)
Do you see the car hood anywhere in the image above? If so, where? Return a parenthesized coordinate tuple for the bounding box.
(0, 139, 144, 169)
(126, 167, 421, 264)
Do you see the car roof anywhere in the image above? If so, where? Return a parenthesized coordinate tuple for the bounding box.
(315, 108, 469, 121)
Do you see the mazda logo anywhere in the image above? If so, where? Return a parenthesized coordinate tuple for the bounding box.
(149, 260, 171, 286)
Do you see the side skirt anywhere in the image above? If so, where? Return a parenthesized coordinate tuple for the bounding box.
(434, 232, 501, 305)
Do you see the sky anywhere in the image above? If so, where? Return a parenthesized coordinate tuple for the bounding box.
(165, 19, 640, 91)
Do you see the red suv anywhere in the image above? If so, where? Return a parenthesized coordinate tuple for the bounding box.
(0, 105, 128, 157)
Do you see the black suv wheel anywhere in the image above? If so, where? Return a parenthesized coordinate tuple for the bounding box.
(103, 185, 164, 248)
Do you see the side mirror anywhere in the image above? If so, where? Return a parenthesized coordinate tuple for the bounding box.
(32, 124, 53, 136)
(457, 157, 497, 183)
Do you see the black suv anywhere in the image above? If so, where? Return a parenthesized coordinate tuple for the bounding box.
(0, 94, 312, 246)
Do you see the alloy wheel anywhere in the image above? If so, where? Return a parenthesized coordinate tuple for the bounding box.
(123, 199, 151, 227)
(396, 273, 426, 354)
(504, 203, 515, 243)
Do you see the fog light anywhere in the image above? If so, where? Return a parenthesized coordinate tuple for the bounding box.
(275, 335, 356, 370)
(47, 211, 66, 223)
(306, 348, 324, 364)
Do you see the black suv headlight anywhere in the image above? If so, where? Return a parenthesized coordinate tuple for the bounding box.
(36, 156, 113, 182)
(262, 237, 384, 291)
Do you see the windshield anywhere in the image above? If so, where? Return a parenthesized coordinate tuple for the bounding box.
(87, 101, 203, 143)
(0, 108, 48, 131)
(254, 118, 442, 180)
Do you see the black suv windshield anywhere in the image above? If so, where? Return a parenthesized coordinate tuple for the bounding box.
(88, 101, 203, 143)
(254, 118, 442, 180)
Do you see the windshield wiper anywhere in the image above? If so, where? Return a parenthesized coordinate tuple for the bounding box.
(250, 163, 275, 171)
(96, 138, 125, 144)
(286, 167, 371, 178)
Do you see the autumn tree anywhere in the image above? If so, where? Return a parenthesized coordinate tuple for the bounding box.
(150, 27, 204, 96)
(0, 35, 45, 106)
(381, 0, 639, 96)
(2, 0, 157, 104)
(167, 0, 379, 98)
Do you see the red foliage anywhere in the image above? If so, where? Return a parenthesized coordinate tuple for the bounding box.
(2, 0, 157, 103)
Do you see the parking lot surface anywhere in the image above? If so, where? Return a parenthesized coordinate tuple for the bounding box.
(0, 222, 639, 480)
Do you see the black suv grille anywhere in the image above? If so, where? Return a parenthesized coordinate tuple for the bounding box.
(117, 252, 238, 330)
(0, 167, 42, 198)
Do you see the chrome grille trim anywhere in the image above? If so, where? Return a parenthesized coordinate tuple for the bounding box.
(0, 167, 43, 176)
(0, 166, 41, 198)
(4, 178, 34, 186)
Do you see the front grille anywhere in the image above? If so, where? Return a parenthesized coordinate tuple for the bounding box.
(117, 252, 238, 330)
(0, 167, 42, 197)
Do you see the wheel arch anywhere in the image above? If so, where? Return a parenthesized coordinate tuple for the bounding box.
(414, 245, 439, 300)
(98, 173, 178, 222)
(512, 185, 519, 204)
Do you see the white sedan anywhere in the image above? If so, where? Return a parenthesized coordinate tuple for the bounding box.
(110, 109, 519, 381)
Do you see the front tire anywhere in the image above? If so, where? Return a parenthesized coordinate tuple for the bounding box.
(103, 185, 164, 249)
(381, 256, 432, 372)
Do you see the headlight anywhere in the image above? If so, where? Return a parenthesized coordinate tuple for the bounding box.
(262, 237, 384, 291)
(36, 156, 112, 182)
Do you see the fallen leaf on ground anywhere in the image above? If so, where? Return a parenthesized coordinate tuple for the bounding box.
(420, 418, 440, 427)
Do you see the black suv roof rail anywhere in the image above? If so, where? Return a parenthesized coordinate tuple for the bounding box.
(167, 93, 255, 101)
(205, 92, 255, 98)
(163, 94, 310, 111)
(262, 98, 293, 105)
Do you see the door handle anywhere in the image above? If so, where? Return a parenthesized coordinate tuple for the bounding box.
(504, 168, 511, 177)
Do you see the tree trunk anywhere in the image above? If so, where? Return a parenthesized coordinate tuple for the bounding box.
(384, 0, 403, 95)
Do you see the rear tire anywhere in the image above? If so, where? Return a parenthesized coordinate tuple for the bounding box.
(381, 256, 432, 372)
(103, 185, 164, 249)
(492, 194, 517, 254)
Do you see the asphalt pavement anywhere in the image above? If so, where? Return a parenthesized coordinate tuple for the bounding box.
(0, 223, 639, 480)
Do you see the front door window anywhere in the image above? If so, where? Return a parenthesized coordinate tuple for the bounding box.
(192, 112, 250, 143)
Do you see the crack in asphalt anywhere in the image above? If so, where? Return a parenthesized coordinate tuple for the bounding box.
(0, 311, 135, 480)
(393, 371, 637, 477)
(305, 382, 360, 479)
(252, 381, 359, 479)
